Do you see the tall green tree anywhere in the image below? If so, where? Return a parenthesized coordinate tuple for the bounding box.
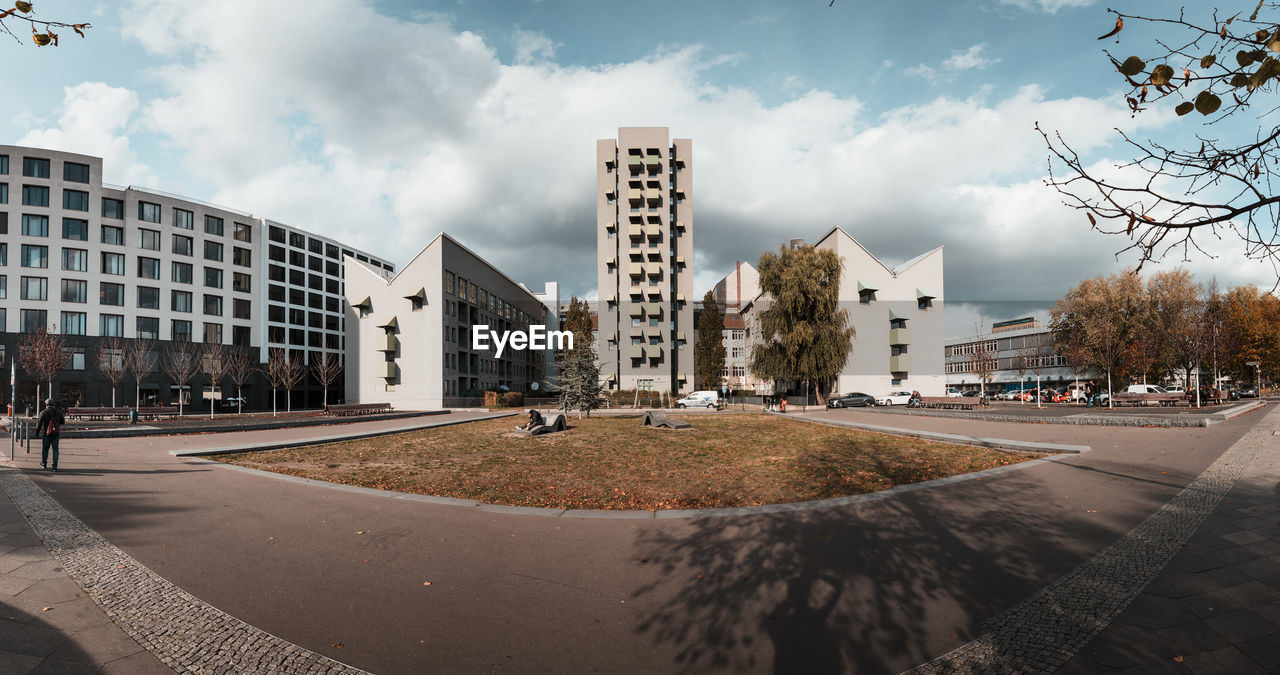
(695, 291, 726, 391)
(747, 244, 856, 405)
(557, 348, 601, 419)
(561, 296, 595, 358)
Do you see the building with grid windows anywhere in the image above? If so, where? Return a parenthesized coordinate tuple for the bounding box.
(596, 127, 694, 394)
(0, 144, 391, 409)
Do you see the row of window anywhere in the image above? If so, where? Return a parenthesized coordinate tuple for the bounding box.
(265, 325, 341, 349)
(266, 224, 393, 273)
(2, 246, 251, 291)
(267, 264, 341, 297)
(5, 307, 248, 344)
(443, 270, 535, 327)
(0, 156, 90, 182)
(0, 274, 249, 316)
(1, 184, 91, 211)
(266, 304, 342, 331)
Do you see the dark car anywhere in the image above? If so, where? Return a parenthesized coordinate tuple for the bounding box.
(827, 392, 875, 408)
(960, 390, 981, 397)
(1239, 387, 1259, 398)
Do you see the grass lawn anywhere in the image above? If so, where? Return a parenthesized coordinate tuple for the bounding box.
(213, 414, 1042, 510)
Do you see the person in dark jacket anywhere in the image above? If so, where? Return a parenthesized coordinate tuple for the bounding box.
(517, 409, 544, 431)
(37, 398, 66, 472)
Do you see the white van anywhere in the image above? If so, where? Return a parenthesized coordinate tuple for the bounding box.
(1125, 384, 1166, 394)
(675, 391, 720, 409)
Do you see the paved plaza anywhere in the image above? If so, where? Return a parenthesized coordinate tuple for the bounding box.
(0, 404, 1276, 673)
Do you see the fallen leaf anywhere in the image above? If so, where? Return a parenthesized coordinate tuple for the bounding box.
(1174, 655, 1184, 663)
(356, 531, 365, 535)
(331, 643, 343, 649)
(423, 581, 432, 586)
(41, 606, 52, 612)
(1087, 509, 1098, 513)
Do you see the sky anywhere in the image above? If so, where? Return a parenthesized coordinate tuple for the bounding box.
(4, 0, 1274, 337)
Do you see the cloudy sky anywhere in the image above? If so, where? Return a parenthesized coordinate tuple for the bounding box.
(5, 0, 1272, 336)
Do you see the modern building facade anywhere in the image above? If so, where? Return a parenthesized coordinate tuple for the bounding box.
(944, 318, 1084, 393)
(704, 261, 759, 391)
(0, 144, 391, 409)
(344, 233, 555, 409)
(742, 228, 945, 396)
(596, 127, 694, 394)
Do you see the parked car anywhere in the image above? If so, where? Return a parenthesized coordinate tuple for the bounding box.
(1164, 386, 1186, 394)
(996, 390, 1023, 401)
(875, 391, 914, 406)
(945, 388, 963, 397)
(1125, 384, 1167, 394)
(675, 391, 720, 409)
(1239, 386, 1259, 398)
(827, 392, 876, 408)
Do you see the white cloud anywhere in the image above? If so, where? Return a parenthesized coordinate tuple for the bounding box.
(512, 28, 557, 64)
(942, 44, 1001, 71)
(18, 82, 156, 185)
(904, 64, 938, 83)
(997, 0, 1095, 13)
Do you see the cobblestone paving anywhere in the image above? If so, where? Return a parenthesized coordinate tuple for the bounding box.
(0, 467, 370, 674)
(909, 404, 1278, 674)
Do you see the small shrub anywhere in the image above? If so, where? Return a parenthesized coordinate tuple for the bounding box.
(504, 391, 524, 407)
(483, 391, 500, 409)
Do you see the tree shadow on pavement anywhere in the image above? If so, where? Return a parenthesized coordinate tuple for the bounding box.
(0, 598, 99, 668)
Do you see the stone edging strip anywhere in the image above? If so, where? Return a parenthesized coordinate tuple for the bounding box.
(64, 410, 446, 439)
(865, 399, 1266, 428)
(0, 465, 371, 674)
(906, 394, 1280, 674)
(169, 412, 518, 456)
(784, 412, 1091, 454)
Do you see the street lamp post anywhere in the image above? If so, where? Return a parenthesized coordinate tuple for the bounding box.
(1246, 360, 1261, 398)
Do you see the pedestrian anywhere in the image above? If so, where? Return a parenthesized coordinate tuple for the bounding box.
(516, 408, 544, 432)
(37, 398, 66, 472)
(1085, 382, 1095, 408)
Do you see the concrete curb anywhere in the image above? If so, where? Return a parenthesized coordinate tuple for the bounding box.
(169, 412, 517, 456)
(860, 399, 1266, 428)
(63, 410, 445, 439)
(783, 412, 1092, 454)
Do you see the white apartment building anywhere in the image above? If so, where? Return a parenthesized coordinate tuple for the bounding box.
(710, 261, 759, 391)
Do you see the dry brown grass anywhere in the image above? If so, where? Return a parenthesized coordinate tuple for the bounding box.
(214, 414, 1040, 510)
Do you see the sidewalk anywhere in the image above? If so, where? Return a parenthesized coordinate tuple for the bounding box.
(0, 469, 171, 674)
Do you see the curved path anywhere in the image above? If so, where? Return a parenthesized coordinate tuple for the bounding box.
(2, 407, 1273, 673)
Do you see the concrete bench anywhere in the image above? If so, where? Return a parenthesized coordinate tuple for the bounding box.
(1111, 393, 1185, 407)
(67, 407, 130, 421)
(918, 397, 977, 410)
(325, 403, 393, 416)
(641, 410, 691, 429)
(135, 407, 181, 420)
(514, 413, 567, 437)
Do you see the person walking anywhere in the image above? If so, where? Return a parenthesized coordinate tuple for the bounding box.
(37, 398, 66, 472)
(1085, 382, 1095, 408)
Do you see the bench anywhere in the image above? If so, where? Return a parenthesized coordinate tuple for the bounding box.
(1111, 393, 1185, 407)
(514, 413, 566, 437)
(324, 403, 393, 416)
(67, 407, 130, 421)
(917, 397, 977, 410)
(641, 410, 691, 429)
(135, 406, 182, 420)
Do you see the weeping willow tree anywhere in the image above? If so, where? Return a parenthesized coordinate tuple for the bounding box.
(747, 244, 856, 405)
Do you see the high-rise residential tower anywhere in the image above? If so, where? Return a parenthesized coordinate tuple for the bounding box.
(596, 127, 693, 394)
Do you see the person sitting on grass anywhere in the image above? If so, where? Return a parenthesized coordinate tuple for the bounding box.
(517, 408, 544, 431)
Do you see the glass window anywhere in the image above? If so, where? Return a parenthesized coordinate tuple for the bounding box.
(101, 251, 125, 275)
(63, 162, 90, 183)
(101, 225, 124, 245)
(61, 312, 87, 336)
(21, 214, 48, 236)
(203, 323, 223, 344)
(233, 247, 251, 267)
(172, 234, 192, 256)
(233, 272, 252, 293)
(173, 208, 194, 229)
(22, 185, 49, 206)
(21, 309, 47, 333)
(205, 215, 224, 236)
(138, 201, 161, 223)
(204, 241, 223, 262)
(21, 244, 48, 268)
(268, 284, 285, 302)
(62, 189, 89, 211)
(0, 275, 6, 299)
(289, 250, 305, 267)
(233, 299, 251, 320)
(100, 314, 124, 337)
(325, 278, 339, 294)
(233, 222, 252, 242)
(204, 267, 223, 288)
(233, 325, 251, 348)
(137, 256, 160, 279)
(269, 225, 286, 243)
(61, 279, 87, 303)
(168, 261, 192, 284)
(22, 157, 50, 178)
(0, 154, 7, 174)
(289, 269, 304, 286)
(204, 295, 223, 316)
(268, 264, 285, 282)
(137, 286, 160, 309)
(289, 232, 305, 248)
(139, 228, 160, 250)
(20, 276, 47, 300)
(102, 197, 123, 219)
(268, 305, 285, 322)
(99, 282, 124, 306)
(61, 218, 88, 240)
(172, 290, 193, 313)
(137, 316, 159, 340)
(0, 183, 7, 204)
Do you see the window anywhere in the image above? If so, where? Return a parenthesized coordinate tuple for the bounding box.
(172, 261, 193, 284)
(445, 271, 456, 295)
(100, 314, 123, 337)
(21, 244, 48, 268)
(0, 275, 5, 298)
(233, 299, 251, 320)
(173, 208, 194, 229)
(137, 286, 160, 309)
(102, 197, 123, 219)
(308, 256, 322, 272)
(289, 232, 305, 248)
(62, 218, 88, 240)
(918, 297, 933, 310)
(61, 279, 87, 303)
(233, 272, 251, 293)
(0, 183, 7, 203)
(268, 264, 285, 282)
(137, 316, 159, 340)
(62, 189, 89, 211)
(61, 312, 86, 336)
(0, 154, 6, 174)
(233, 325, 251, 348)
(268, 284, 285, 301)
(204, 215, 224, 236)
(289, 269, 304, 286)
(859, 289, 876, 304)
(101, 225, 124, 245)
(289, 250, 305, 267)
(166, 291, 192, 315)
(204, 323, 223, 344)
(22, 157, 50, 178)
(288, 308, 305, 325)
(308, 274, 322, 291)
(172, 234, 192, 256)
(137, 256, 160, 279)
(139, 228, 160, 250)
(60, 248, 87, 272)
(204, 267, 223, 288)
(233, 247, 251, 267)
(63, 161, 90, 183)
(326, 243, 339, 259)
(204, 241, 223, 262)
(325, 260, 338, 276)
(21, 214, 48, 236)
(308, 237, 323, 254)
(268, 305, 285, 323)
(172, 320, 192, 342)
(20, 276, 47, 300)
(100, 282, 124, 306)
(21, 309, 47, 333)
(204, 295, 223, 316)
(268, 245, 286, 263)
(101, 251, 125, 275)
(269, 225, 286, 243)
(138, 201, 161, 223)
(325, 278, 339, 294)
(21, 185, 49, 206)
(234, 222, 252, 242)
